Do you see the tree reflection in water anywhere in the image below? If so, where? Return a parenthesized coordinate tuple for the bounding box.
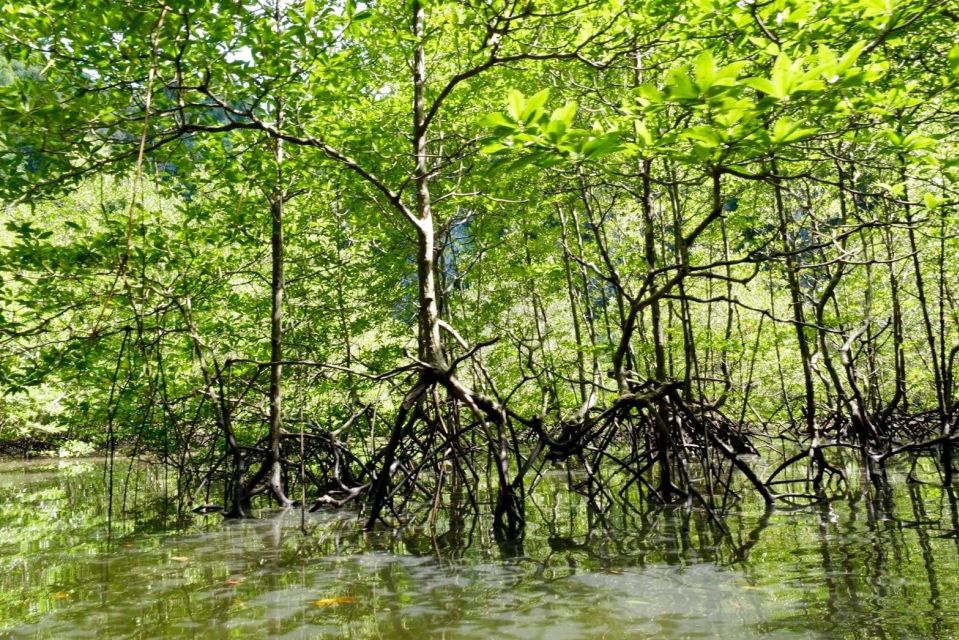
(1, 458, 958, 639)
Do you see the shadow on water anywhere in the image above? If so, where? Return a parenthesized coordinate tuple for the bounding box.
(2, 458, 959, 639)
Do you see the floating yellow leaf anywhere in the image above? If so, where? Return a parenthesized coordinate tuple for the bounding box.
(313, 596, 356, 607)
(52, 591, 70, 599)
(170, 556, 189, 562)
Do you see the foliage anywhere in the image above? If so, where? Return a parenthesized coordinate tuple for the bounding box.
(0, 0, 958, 529)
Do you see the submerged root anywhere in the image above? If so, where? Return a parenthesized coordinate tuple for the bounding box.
(178, 365, 959, 536)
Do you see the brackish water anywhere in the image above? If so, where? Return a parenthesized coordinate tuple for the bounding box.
(2, 458, 959, 639)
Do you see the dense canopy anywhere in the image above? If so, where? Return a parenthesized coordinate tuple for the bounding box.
(2, 0, 959, 537)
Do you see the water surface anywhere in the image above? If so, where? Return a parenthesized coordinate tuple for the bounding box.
(1, 458, 958, 639)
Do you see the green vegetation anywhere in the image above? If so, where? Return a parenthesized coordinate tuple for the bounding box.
(1, 0, 959, 539)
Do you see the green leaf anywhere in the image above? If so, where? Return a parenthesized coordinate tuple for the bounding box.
(770, 117, 817, 144)
(580, 133, 622, 159)
(816, 44, 839, 81)
(742, 77, 777, 97)
(550, 101, 577, 127)
(837, 41, 867, 74)
(508, 153, 543, 172)
(923, 192, 943, 210)
(478, 112, 515, 129)
(665, 67, 698, 100)
(682, 125, 724, 148)
(636, 83, 664, 104)
(884, 130, 904, 146)
(902, 132, 936, 151)
(635, 120, 653, 146)
(694, 50, 716, 91)
(717, 61, 748, 82)
(770, 52, 794, 99)
(544, 120, 567, 141)
(480, 140, 508, 154)
(507, 90, 525, 121)
(520, 89, 550, 124)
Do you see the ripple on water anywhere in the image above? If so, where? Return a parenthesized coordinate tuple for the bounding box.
(2, 459, 958, 639)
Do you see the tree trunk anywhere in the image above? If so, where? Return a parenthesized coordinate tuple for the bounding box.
(262, 0, 292, 507)
(266, 189, 291, 507)
(771, 159, 824, 485)
(412, 0, 446, 370)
